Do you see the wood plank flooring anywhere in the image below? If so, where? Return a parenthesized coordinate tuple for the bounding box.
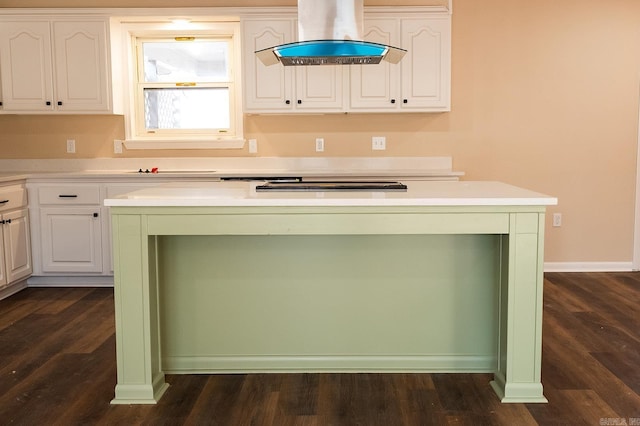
(0, 272, 638, 425)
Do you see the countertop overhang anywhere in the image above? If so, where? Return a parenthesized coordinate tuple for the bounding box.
(104, 180, 558, 208)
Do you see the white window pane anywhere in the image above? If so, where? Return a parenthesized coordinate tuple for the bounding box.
(144, 88, 230, 130)
(142, 40, 229, 83)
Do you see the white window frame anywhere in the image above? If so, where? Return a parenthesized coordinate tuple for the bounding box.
(111, 18, 244, 150)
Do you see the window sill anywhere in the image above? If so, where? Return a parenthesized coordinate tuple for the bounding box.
(123, 139, 245, 150)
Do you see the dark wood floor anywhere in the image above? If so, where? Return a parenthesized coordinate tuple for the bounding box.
(0, 272, 638, 425)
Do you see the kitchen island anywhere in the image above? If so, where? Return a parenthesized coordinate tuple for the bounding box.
(105, 180, 557, 404)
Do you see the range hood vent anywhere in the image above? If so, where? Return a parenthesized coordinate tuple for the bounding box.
(255, 0, 406, 67)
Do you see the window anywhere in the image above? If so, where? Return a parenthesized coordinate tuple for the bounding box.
(114, 19, 244, 149)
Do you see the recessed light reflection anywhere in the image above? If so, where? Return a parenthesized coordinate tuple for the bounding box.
(170, 18, 192, 28)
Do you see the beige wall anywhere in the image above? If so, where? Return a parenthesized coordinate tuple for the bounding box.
(0, 0, 639, 265)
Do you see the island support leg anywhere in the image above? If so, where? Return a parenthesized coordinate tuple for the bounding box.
(491, 212, 548, 403)
(110, 214, 169, 404)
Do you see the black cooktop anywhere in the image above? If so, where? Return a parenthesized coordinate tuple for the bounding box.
(255, 181, 407, 192)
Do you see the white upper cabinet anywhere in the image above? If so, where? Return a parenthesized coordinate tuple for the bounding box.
(349, 18, 400, 110)
(0, 18, 111, 113)
(243, 19, 295, 111)
(243, 8, 450, 114)
(242, 17, 344, 113)
(0, 21, 53, 112)
(400, 17, 451, 111)
(350, 14, 451, 112)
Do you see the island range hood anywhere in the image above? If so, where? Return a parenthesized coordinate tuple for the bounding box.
(255, 0, 406, 66)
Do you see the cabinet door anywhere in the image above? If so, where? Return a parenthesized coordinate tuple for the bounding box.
(400, 17, 451, 111)
(2, 208, 32, 284)
(0, 221, 5, 286)
(295, 65, 344, 110)
(52, 20, 110, 112)
(350, 18, 400, 111)
(0, 21, 54, 111)
(40, 207, 102, 273)
(0, 64, 3, 110)
(243, 19, 295, 112)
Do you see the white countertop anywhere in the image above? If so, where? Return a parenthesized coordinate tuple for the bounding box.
(104, 180, 558, 207)
(0, 156, 463, 185)
(0, 156, 462, 181)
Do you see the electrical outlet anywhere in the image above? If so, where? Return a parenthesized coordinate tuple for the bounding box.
(248, 139, 258, 153)
(114, 140, 123, 154)
(66, 139, 76, 154)
(315, 138, 324, 152)
(552, 213, 562, 227)
(372, 136, 386, 150)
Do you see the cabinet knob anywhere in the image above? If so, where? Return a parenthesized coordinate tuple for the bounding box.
(391, 99, 396, 104)
(297, 100, 302, 104)
(285, 100, 291, 105)
(403, 99, 408, 104)
(46, 101, 52, 106)
(93, 213, 99, 218)
(4, 219, 10, 224)
(0, 220, 4, 225)
(57, 101, 63, 106)
(0, 101, 3, 106)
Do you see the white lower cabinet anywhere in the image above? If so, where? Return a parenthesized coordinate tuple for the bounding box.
(0, 208, 32, 287)
(27, 180, 158, 283)
(29, 182, 104, 278)
(0, 182, 32, 291)
(39, 207, 102, 273)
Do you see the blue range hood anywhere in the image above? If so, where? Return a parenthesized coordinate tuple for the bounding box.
(255, 0, 407, 67)
(256, 40, 406, 66)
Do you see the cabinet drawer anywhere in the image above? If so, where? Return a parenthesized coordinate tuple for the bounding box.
(38, 185, 101, 205)
(0, 185, 27, 212)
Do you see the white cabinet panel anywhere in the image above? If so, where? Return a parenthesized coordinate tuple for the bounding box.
(0, 183, 32, 288)
(52, 20, 110, 112)
(400, 17, 451, 110)
(295, 65, 343, 110)
(243, 19, 294, 111)
(0, 21, 53, 111)
(29, 181, 160, 278)
(39, 207, 102, 273)
(350, 15, 451, 112)
(350, 18, 400, 110)
(0, 18, 110, 113)
(243, 10, 450, 114)
(38, 184, 101, 205)
(0, 220, 5, 286)
(242, 17, 344, 113)
(2, 208, 32, 284)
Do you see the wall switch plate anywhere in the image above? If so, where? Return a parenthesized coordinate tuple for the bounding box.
(114, 140, 123, 154)
(372, 136, 386, 150)
(315, 138, 324, 152)
(248, 139, 258, 153)
(552, 213, 562, 227)
(66, 139, 76, 153)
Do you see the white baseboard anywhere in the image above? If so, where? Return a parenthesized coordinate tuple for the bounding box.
(544, 262, 635, 272)
(27, 275, 114, 287)
(0, 279, 28, 300)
